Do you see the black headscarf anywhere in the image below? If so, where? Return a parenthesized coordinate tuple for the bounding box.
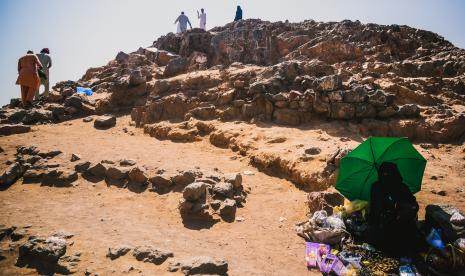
(378, 162, 403, 188)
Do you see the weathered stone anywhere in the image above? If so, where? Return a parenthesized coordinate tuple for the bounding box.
(183, 182, 207, 201)
(94, 115, 116, 129)
(70, 154, 81, 162)
(105, 166, 128, 180)
(115, 51, 130, 63)
(0, 124, 31, 136)
(355, 104, 377, 118)
(38, 149, 62, 159)
(273, 108, 301, 125)
(343, 86, 368, 103)
(17, 236, 67, 272)
(305, 147, 321, 155)
(149, 175, 172, 187)
(120, 159, 137, 166)
(87, 163, 107, 178)
(133, 245, 173, 265)
(316, 75, 342, 91)
(172, 171, 196, 186)
(368, 90, 393, 107)
(223, 173, 242, 188)
(178, 256, 228, 276)
(1, 162, 27, 186)
(107, 246, 131, 260)
(330, 103, 355, 119)
(219, 199, 237, 218)
(75, 161, 91, 173)
(164, 57, 189, 77)
(213, 182, 234, 198)
(129, 70, 146, 86)
(398, 104, 420, 118)
(128, 167, 147, 183)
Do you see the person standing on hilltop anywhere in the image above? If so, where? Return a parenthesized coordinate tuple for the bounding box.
(16, 50, 43, 109)
(174, 11, 192, 33)
(197, 8, 207, 30)
(234, 5, 243, 21)
(35, 48, 52, 99)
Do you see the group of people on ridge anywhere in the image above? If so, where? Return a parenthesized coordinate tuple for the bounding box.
(15, 48, 52, 109)
(174, 5, 243, 33)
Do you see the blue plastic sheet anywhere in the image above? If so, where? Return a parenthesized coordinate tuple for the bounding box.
(426, 228, 446, 250)
(76, 87, 93, 96)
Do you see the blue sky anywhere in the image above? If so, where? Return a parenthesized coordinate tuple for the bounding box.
(1, 0, 464, 105)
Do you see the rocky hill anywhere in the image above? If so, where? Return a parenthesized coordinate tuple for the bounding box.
(2, 19, 464, 143)
(1, 19, 465, 275)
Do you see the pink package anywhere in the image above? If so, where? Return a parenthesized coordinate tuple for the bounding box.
(305, 242, 330, 268)
(319, 254, 337, 273)
(331, 257, 345, 276)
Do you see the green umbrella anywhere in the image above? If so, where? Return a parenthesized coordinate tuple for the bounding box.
(335, 137, 426, 201)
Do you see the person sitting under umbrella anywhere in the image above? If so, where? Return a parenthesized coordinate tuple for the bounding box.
(368, 162, 426, 257)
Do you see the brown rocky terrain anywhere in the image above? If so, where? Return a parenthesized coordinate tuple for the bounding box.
(1, 19, 464, 275)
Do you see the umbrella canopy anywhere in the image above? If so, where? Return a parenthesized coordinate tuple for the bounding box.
(335, 137, 426, 201)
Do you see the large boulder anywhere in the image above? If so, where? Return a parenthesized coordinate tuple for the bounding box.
(94, 115, 116, 129)
(0, 124, 31, 136)
(17, 236, 67, 272)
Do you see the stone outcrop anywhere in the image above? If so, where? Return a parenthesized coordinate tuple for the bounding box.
(0, 19, 464, 143)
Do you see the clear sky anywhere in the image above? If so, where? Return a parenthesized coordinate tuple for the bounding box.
(1, 0, 464, 106)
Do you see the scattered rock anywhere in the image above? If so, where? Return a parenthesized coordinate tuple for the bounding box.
(120, 159, 136, 166)
(11, 228, 27, 241)
(17, 236, 67, 272)
(70, 153, 81, 162)
(219, 199, 237, 218)
(183, 182, 207, 201)
(132, 245, 173, 265)
(94, 115, 116, 129)
(128, 167, 147, 183)
(107, 246, 131, 260)
(38, 149, 62, 159)
(82, 116, 94, 123)
(304, 147, 322, 155)
(88, 163, 107, 178)
(75, 161, 91, 173)
(223, 173, 242, 188)
(105, 166, 128, 180)
(213, 182, 234, 198)
(172, 171, 196, 186)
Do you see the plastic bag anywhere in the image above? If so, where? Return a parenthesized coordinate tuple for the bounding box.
(426, 228, 446, 250)
(312, 210, 328, 226)
(326, 215, 346, 230)
(76, 87, 93, 96)
(454, 238, 465, 251)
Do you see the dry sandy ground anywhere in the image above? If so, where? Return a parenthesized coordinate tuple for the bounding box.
(0, 116, 464, 275)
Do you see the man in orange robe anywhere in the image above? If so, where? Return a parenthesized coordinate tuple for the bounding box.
(16, 50, 43, 108)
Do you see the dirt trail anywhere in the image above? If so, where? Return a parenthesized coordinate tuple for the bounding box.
(0, 116, 312, 275)
(0, 116, 464, 275)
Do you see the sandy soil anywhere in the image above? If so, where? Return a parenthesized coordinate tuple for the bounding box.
(0, 116, 464, 275)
